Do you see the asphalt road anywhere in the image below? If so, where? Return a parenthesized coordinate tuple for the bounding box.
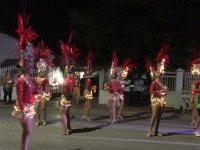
(0, 100, 199, 150)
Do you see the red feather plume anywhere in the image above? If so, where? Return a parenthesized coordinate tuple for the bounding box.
(121, 58, 136, 74)
(59, 40, 81, 65)
(86, 50, 94, 74)
(112, 50, 118, 68)
(34, 41, 52, 66)
(156, 42, 169, 64)
(16, 14, 37, 51)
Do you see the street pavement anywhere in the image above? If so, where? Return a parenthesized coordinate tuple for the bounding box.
(0, 98, 200, 150)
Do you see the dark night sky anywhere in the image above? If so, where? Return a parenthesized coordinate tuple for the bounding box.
(1, 0, 200, 71)
(0, 0, 70, 49)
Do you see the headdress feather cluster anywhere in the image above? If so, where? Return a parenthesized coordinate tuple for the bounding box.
(190, 47, 200, 75)
(120, 58, 136, 78)
(110, 50, 118, 77)
(16, 14, 37, 51)
(34, 41, 52, 66)
(146, 42, 169, 79)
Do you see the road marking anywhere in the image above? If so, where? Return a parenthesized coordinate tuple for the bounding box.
(3, 131, 200, 147)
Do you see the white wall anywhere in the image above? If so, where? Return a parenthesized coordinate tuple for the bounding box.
(0, 33, 18, 64)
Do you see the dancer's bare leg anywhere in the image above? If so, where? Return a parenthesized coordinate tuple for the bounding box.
(60, 106, 70, 135)
(34, 101, 40, 126)
(117, 100, 124, 119)
(20, 115, 34, 150)
(41, 100, 47, 125)
(146, 105, 157, 138)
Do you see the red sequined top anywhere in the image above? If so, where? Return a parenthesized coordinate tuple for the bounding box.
(61, 76, 75, 96)
(150, 81, 163, 98)
(16, 74, 35, 111)
(35, 77, 50, 94)
(108, 80, 122, 93)
(191, 80, 200, 94)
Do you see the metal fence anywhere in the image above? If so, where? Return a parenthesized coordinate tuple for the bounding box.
(163, 72, 176, 91)
(0, 66, 193, 95)
(100, 69, 192, 93)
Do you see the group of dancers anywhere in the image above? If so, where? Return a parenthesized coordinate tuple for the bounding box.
(8, 11, 200, 150)
(10, 13, 99, 150)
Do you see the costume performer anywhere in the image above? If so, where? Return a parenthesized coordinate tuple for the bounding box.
(190, 57, 200, 136)
(34, 41, 52, 126)
(146, 42, 169, 138)
(73, 71, 81, 104)
(105, 51, 122, 124)
(117, 58, 135, 120)
(82, 50, 97, 122)
(189, 75, 199, 128)
(12, 14, 37, 150)
(59, 38, 80, 135)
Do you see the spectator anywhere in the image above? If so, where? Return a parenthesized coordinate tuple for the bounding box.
(132, 77, 144, 106)
(123, 78, 132, 106)
(2, 71, 14, 104)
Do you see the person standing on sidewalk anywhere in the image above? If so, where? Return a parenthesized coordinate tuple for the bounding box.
(2, 71, 14, 104)
(146, 42, 169, 138)
(34, 42, 52, 126)
(12, 13, 37, 150)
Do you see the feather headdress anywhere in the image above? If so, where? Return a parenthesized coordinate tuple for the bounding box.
(84, 50, 94, 90)
(110, 50, 118, 78)
(16, 14, 37, 52)
(190, 48, 200, 75)
(120, 58, 136, 78)
(35, 41, 53, 72)
(59, 31, 80, 73)
(86, 50, 94, 75)
(16, 14, 37, 68)
(146, 42, 169, 79)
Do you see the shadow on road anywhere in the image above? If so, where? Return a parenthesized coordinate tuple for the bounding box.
(71, 124, 109, 134)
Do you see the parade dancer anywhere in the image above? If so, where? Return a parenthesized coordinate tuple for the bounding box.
(117, 58, 135, 119)
(12, 14, 37, 150)
(34, 41, 52, 126)
(105, 51, 122, 124)
(189, 75, 198, 128)
(146, 42, 169, 138)
(190, 57, 200, 136)
(73, 71, 81, 104)
(59, 38, 80, 135)
(82, 50, 97, 121)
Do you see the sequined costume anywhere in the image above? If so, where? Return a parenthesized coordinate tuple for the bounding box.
(107, 80, 122, 102)
(34, 78, 51, 102)
(60, 75, 75, 107)
(11, 12, 37, 150)
(83, 77, 93, 100)
(150, 81, 167, 107)
(118, 79, 125, 101)
(12, 75, 35, 119)
(73, 73, 81, 103)
(146, 42, 169, 138)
